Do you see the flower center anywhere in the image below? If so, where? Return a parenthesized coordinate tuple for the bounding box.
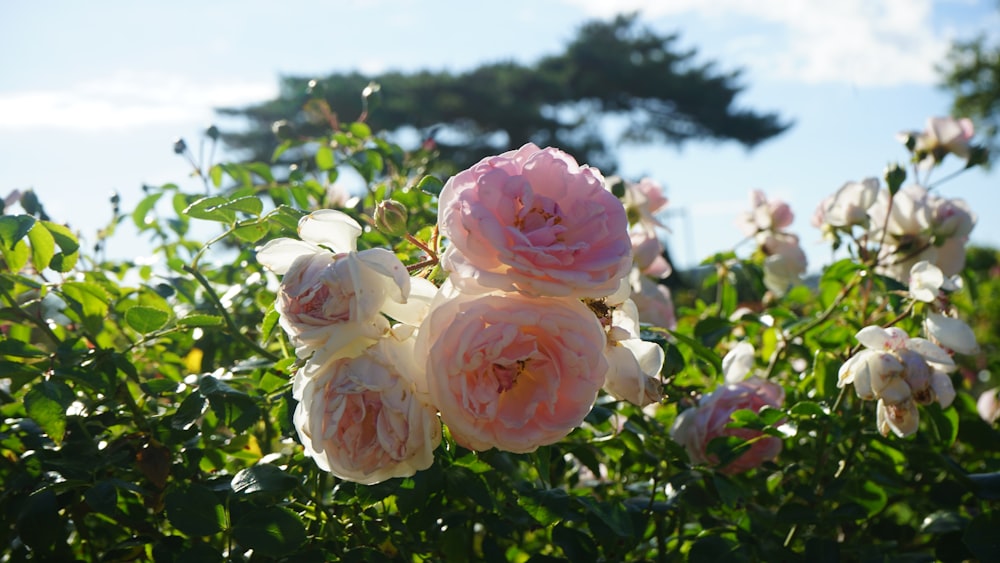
(491, 359, 527, 393)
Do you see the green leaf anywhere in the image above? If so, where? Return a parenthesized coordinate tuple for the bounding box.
(315, 144, 335, 171)
(1, 238, 30, 272)
(0, 215, 36, 247)
(172, 393, 207, 430)
(164, 484, 225, 537)
(132, 192, 164, 229)
(125, 306, 170, 333)
(962, 510, 1000, 561)
(216, 195, 263, 216)
(518, 487, 571, 526)
(43, 222, 79, 271)
(926, 403, 959, 447)
(15, 489, 67, 552)
(231, 220, 270, 243)
(231, 464, 299, 496)
(209, 164, 224, 188)
(178, 314, 224, 328)
(694, 317, 733, 348)
(183, 196, 236, 223)
(26, 222, 55, 271)
(24, 380, 74, 445)
(416, 175, 444, 196)
(231, 507, 306, 557)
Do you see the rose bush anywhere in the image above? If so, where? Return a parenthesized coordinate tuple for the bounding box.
(2, 106, 998, 562)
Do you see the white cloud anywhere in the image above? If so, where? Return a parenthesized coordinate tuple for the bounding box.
(559, 0, 955, 87)
(0, 70, 277, 131)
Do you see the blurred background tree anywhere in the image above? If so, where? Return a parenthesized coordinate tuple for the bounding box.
(940, 2, 1000, 162)
(217, 14, 791, 174)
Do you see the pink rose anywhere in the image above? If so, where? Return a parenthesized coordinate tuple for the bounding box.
(737, 189, 794, 236)
(670, 376, 785, 474)
(293, 335, 441, 485)
(437, 143, 632, 298)
(624, 177, 669, 235)
(630, 230, 672, 279)
(414, 283, 607, 452)
(977, 387, 1000, 424)
(257, 209, 432, 359)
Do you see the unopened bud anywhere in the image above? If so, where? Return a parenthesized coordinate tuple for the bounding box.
(374, 199, 409, 238)
(966, 145, 989, 169)
(173, 138, 187, 155)
(884, 162, 906, 196)
(205, 125, 220, 141)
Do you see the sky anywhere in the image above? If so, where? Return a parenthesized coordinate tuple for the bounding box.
(1, 0, 999, 271)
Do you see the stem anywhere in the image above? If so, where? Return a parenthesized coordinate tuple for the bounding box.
(182, 264, 280, 362)
(0, 285, 62, 346)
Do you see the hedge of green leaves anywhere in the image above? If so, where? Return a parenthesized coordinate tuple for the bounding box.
(1, 100, 998, 562)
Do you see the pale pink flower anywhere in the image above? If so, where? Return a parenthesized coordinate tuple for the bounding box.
(293, 335, 441, 485)
(437, 143, 632, 298)
(876, 398, 920, 438)
(623, 178, 669, 235)
(737, 189, 793, 236)
(912, 116, 976, 164)
(414, 283, 607, 453)
(908, 261, 944, 303)
(839, 326, 957, 437)
(925, 312, 979, 356)
(601, 298, 665, 407)
(977, 387, 1000, 424)
(812, 178, 879, 230)
(256, 210, 432, 359)
(628, 268, 676, 330)
(759, 232, 807, 296)
(630, 230, 672, 279)
(670, 376, 784, 474)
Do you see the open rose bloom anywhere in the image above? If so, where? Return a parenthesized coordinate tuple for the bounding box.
(670, 376, 785, 474)
(437, 143, 632, 298)
(414, 283, 608, 453)
(294, 335, 440, 484)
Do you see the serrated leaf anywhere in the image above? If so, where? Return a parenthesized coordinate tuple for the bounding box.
(24, 380, 74, 445)
(183, 196, 236, 223)
(231, 464, 299, 496)
(232, 220, 270, 243)
(26, 222, 55, 271)
(125, 306, 170, 333)
(231, 506, 306, 556)
(0, 215, 36, 247)
(178, 314, 224, 327)
(132, 192, 164, 229)
(164, 484, 225, 537)
(315, 145, 335, 171)
(216, 196, 263, 216)
(1, 238, 30, 272)
(416, 175, 444, 196)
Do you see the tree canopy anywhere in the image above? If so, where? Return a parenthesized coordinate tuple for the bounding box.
(218, 14, 791, 173)
(941, 33, 1000, 161)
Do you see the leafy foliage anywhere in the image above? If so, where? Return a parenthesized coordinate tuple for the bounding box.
(1, 101, 998, 563)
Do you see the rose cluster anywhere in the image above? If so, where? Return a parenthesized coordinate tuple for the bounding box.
(737, 190, 808, 296)
(259, 143, 666, 483)
(812, 117, 979, 283)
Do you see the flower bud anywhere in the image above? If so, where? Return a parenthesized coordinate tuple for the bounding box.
(374, 199, 409, 238)
(205, 125, 220, 141)
(884, 162, 906, 196)
(173, 138, 187, 155)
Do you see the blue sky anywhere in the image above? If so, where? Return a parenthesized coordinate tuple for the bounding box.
(1, 0, 998, 270)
